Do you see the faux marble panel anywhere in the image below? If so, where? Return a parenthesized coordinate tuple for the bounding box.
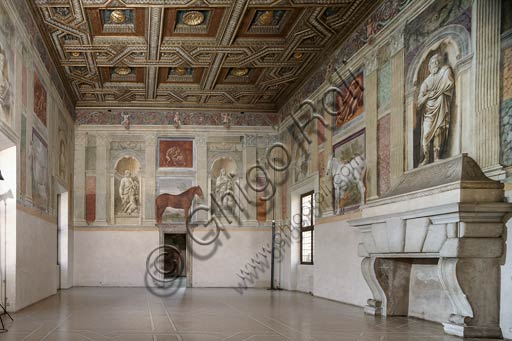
(503, 47, 512, 101)
(85, 175, 96, 223)
(256, 176, 267, 223)
(20, 113, 27, 195)
(377, 62, 391, 111)
(377, 114, 391, 195)
(501, 98, 512, 166)
(281, 180, 287, 218)
(317, 118, 326, 145)
(21, 61, 27, 108)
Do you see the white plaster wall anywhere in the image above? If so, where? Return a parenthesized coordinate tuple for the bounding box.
(192, 229, 271, 288)
(276, 226, 295, 291)
(501, 210, 512, 339)
(296, 264, 313, 293)
(73, 230, 159, 286)
(15, 210, 58, 311)
(0, 146, 17, 311)
(313, 220, 370, 306)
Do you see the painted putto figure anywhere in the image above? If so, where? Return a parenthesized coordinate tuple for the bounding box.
(417, 53, 454, 166)
(119, 170, 139, 215)
(215, 168, 235, 212)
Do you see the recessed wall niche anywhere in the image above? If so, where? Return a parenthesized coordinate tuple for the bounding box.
(113, 156, 142, 225)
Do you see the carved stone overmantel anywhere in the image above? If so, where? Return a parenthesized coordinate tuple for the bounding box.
(349, 154, 510, 339)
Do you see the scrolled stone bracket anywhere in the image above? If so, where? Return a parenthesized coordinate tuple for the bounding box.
(438, 257, 502, 339)
(361, 257, 385, 316)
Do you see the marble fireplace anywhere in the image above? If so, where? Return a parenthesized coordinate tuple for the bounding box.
(349, 154, 511, 339)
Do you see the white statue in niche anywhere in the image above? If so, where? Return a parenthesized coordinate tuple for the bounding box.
(59, 138, 66, 179)
(417, 53, 454, 166)
(215, 168, 235, 212)
(0, 50, 11, 120)
(119, 170, 139, 215)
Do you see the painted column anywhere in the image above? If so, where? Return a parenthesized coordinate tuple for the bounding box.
(195, 134, 208, 222)
(25, 61, 34, 202)
(364, 51, 378, 200)
(244, 135, 258, 225)
(95, 133, 108, 224)
(144, 134, 157, 225)
(73, 132, 87, 225)
(472, 0, 503, 178)
(389, 29, 405, 186)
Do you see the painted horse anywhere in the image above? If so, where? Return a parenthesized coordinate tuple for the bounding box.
(325, 154, 366, 214)
(155, 186, 204, 225)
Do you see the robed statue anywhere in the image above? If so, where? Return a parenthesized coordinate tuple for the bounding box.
(417, 54, 454, 166)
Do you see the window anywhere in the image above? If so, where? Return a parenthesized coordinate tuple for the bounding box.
(300, 191, 314, 264)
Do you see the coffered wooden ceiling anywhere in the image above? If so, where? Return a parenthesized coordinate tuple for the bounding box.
(30, 0, 380, 112)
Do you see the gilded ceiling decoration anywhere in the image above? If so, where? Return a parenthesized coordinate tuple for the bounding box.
(29, 0, 380, 112)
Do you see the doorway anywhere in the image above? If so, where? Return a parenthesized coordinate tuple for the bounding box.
(0, 134, 16, 310)
(164, 233, 187, 278)
(56, 183, 70, 289)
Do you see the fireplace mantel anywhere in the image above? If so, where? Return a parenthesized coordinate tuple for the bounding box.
(349, 154, 511, 339)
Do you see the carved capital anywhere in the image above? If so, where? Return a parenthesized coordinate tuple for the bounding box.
(364, 51, 378, 75)
(244, 135, 258, 147)
(390, 26, 405, 56)
(145, 134, 157, 146)
(75, 133, 87, 146)
(95, 133, 109, 145)
(196, 134, 207, 146)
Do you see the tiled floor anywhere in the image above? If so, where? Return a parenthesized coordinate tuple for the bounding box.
(0, 287, 501, 340)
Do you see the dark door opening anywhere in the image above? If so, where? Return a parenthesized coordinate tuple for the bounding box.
(164, 233, 186, 278)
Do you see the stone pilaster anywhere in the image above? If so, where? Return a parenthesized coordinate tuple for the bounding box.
(390, 30, 405, 186)
(95, 133, 108, 224)
(472, 0, 503, 178)
(73, 132, 87, 225)
(364, 52, 378, 199)
(144, 134, 157, 224)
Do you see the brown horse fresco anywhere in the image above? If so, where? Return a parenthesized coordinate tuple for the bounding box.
(155, 186, 204, 225)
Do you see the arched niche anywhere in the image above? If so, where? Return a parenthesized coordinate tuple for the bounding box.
(208, 156, 240, 220)
(111, 155, 143, 225)
(405, 25, 471, 170)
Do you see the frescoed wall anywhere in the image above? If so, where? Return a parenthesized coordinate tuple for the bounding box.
(0, 0, 74, 312)
(277, 0, 511, 337)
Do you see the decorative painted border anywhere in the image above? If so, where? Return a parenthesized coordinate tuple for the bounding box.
(76, 110, 279, 126)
